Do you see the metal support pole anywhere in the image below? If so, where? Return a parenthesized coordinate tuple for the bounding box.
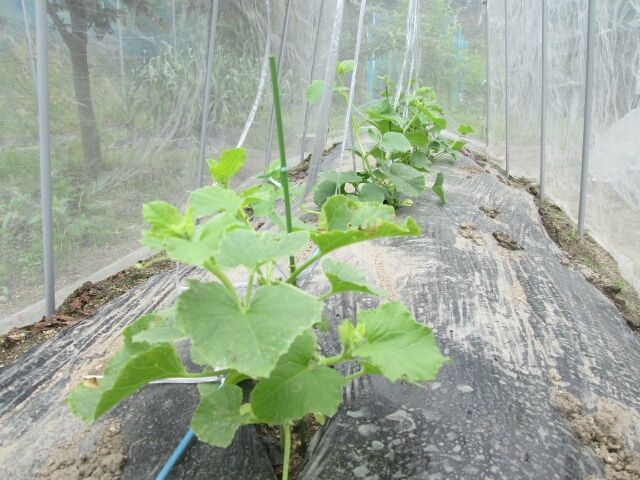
(539, 0, 548, 198)
(196, 0, 219, 188)
(484, 0, 490, 144)
(504, 0, 510, 175)
(35, 0, 55, 316)
(116, 0, 125, 97)
(265, 0, 293, 167)
(171, 0, 177, 49)
(577, 0, 596, 235)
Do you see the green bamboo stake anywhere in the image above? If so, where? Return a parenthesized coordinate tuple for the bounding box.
(269, 55, 296, 275)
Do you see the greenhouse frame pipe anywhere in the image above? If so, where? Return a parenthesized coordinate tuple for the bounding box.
(299, 0, 325, 166)
(20, 0, 36, 95)
(301, 0, 345, 202)
(338, 0, 367, 172)
(117, 0, 125, 96)
(577, 0, 596, 235)
(484, 0, 490, 144)
(539, 0, 548, 198)
(196, 0, 220, 188)
(264, 0, 293, 167)
(35, 0, 55, 315)
(504, 0, 510, 175)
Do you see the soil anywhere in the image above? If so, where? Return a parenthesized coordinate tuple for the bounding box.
(552, 390, 640, 479)
(458, 223, 485, 246)
(36, 421, 125, 480)
(479, 205, 500, 219)
(492, 231, 524, 250)
(254, 415, 322, 479)
(463, 146, 640, 334)
(0, 253, 175, 367)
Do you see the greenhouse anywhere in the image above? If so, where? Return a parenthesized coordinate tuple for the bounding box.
(1, 0, 639, 478)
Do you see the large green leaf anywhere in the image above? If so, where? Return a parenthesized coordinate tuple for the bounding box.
(383, 163, 425, 196)
(216, 229, 309, 269)
(381, 132, 413, 153)
(314, 180, 339, 207)
(351, 302, 449, 382)
(189, 186, 243, 217)
(405, 131, 429, 148)
(209, 148, 246, 186)
(163, 214, 241, 266)
(191, 383, 251, 447)
(310, 195, 420, 254)
(322, 258, 382, 296)
(67, 340, 186, 421)
(357, 183, 386, 203)
(131, 310, 183, 344)
(176, 281, 323, 377)
(251, 333, 346, 423)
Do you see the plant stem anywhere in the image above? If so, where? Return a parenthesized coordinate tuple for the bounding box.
(244, 269, 255, 307)
(287, 252, 322, 285)
(319, 350, 348, 367)
(345, 369, 366, 382)
(282, 424, 292, 480)
(205, 261, 242, 307)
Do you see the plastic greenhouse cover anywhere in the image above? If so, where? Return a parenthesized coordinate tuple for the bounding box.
(2, 158, 639, 479)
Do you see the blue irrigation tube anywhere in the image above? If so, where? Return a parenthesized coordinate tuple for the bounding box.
(155, 430, 196, 480)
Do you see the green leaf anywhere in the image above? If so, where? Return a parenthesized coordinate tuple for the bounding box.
(243, 184, 279, 218)
(268, 213, 312, 232)
(352, 302, 449, 382)
(67, 341, 186, 421)
(251, 333, 346, 423)
(322, 258, 382, 296)
(357, 183, 386, 203)
(314, 180, 338, 207)
(131, 310, 184, 344)
(209, 148, 246, 186)
(141, 202, 194, 249)
(431, 172, 446, 205)
(409, 151, 432, 171)
(306, 79, 325, 104)
(319, 170, 362, 186)
(382, 163, 425, 196)
(164, 214, 241, 266)
(457, 124, 474, 135)
(336, 59, 355, 76)
(191, 383, 251, 447)
(450, 140, 465, 152)
(381, 132, 413, 153)
(189, 186, 243, 217)
(311, 195, 420, 254)
(176, 281, 323, 377)
(405, 131, 429, 148)
(216, 229, 309, 269)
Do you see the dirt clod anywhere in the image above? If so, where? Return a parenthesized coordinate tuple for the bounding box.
(553, 390, 640, 480)
(37, 421, 126, 480)
(493, 231, 523, 250)
(458, 223, 485, 246)
(480, 205, 500, 219)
